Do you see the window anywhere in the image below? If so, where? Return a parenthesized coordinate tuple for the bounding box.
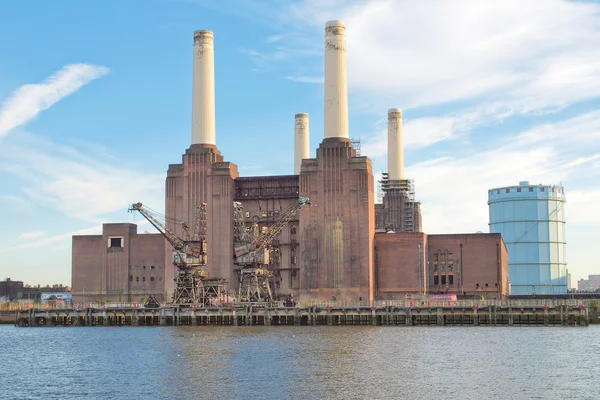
(449, 275, 454, 285)
(129, 275, 133, 282)
(109, 237, 123, 248)
(261, 211, 268, 217)
(150, 277, 155, 282)
(290, 226, 297, 235)
(496, 190, 500, 194)
(150, 265, 155, 270)
(517, 188, 521, 192)
(529, 187, 534, 192)
(268, 211, 274, 217)
(136, 277, 139, 282)
(142, 277, 146, 282)
(541, 187, 545, 192)
(485, 283, 488, 287)
(505, 189, 510, 193)
(476, 283, 479, 289)
(261, 226, 268, 234)
(143, 265, 146, 270)
(245, 211, 250, 218)
(274, 211, 279, 216)
(441, 275, 446, 285)
(434, 275, 439, 285)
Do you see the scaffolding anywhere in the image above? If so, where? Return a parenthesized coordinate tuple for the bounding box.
(378, 173, 417, 232)
(350, 137, 361, 156)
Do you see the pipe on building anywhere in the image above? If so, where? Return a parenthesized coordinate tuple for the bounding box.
(294, 113, 310, 175)
(324, 21, 349, 139)
(387, 108, 404, 180)
(192, 30, 216, 145)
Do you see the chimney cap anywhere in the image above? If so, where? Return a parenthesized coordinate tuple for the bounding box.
(194, 30, 214, 39)
(388, 108, 402, 117)
(326, 20, 345, 28)
(295, 113, 309, 118)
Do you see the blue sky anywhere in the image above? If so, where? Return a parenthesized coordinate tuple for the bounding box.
(1, 0, 599, 287)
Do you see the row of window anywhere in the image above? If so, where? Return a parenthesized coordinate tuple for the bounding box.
(433, 275, 454, 285)
(129, 276, 162, 282)
(491, 187, 563, 195)
(129, 265, 158, 270)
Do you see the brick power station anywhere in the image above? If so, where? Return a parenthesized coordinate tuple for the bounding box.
(72, 22, 509, 304)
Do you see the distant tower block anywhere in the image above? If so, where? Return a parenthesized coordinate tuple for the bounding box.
(192, 30, 216, 145)
(387, 108, 404, 181)
(294, 113, 310, 175)
(324, 21, 349, 139)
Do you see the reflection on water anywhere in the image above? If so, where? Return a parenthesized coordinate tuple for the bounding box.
(2, 325, 598, 400)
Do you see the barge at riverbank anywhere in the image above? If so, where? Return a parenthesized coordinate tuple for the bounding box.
(14, 301, 589, 327)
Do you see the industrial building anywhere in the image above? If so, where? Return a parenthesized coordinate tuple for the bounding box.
(488, 181, 568, 295)
(72, 21, 508, 304)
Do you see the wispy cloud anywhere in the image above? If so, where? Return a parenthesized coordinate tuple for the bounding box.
(0, 63, 109, 138)
(409, 110, 600, 233)
(284, 75, 323, 84)
(18, 231, 45, 240)
(0, 220, 152, 254)
(0, 133, 165, 223)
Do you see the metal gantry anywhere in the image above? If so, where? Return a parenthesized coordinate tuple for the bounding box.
(233, 197, 311, 304)
(129, 202, 225, 306)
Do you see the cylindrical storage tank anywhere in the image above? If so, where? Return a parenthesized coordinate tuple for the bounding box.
(488, 182, 567, 295)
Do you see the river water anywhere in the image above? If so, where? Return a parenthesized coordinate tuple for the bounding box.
(1, 325, 597, 400)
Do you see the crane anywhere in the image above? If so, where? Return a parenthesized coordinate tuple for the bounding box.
(233, 197, 311, 303)
(129, 202, 218, 305)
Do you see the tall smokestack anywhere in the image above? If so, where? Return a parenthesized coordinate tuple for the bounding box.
(324, 21, 349, 139)
(294, 113, 310, 174)
(388, 108, 404, 180)
(192, 30, 216, 145)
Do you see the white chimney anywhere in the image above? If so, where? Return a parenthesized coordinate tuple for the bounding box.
(387, 108, 404, 180)
(191, 30, 216, 145)
(324, 21, 349, 139)
(294, 113, 310, 174)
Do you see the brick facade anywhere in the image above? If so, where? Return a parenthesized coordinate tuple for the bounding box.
(72, 223, 166, 303)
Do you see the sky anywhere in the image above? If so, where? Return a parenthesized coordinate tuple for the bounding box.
(0, 0, 599, 287)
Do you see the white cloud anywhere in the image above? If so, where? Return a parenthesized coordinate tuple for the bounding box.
(268, 0, 600, 112)
(284, 75, 323, 84)
(408, 110, 600, 234)
(1, 225, 102, 254)
(0, 133, 165, 223)
(0, 64, 109, 138)
(0, 220, 151, 254)
(18, 231, 45, 239)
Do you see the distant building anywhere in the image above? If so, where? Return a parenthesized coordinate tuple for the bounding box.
(577, 275, 600, 291)
(488, 181, 567, 295)
(0, 278, 23, 301)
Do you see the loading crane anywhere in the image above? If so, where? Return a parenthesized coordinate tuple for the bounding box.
(129, 202, 224, 305)
(233, 197, 311, 303)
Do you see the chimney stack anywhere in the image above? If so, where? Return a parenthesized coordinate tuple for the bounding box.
(192, 30, 216, 145)
(324, 21, 349, 139)
(294, 113, 310, 174)
(387, 108, 404, 180)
